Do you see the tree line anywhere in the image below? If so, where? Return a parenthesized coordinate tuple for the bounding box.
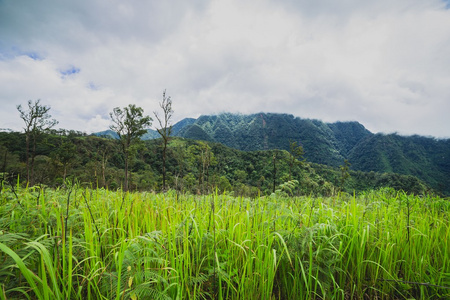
(0, 95, 432, 196)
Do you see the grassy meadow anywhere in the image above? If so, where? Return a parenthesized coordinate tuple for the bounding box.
(0, 183, 449, 299)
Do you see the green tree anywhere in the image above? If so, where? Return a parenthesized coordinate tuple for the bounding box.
(218, 175, 232, 193)
(17, 99, 58, 186)
(52, 139, 77, 183)
(200, 143, 216, 194)
(109, 104, 152, 192)
(171, 144, 188, 192)
(154, 90, 174, 191)
(234, 169, 247, 183)
(186, 142, 216, 194)
(339, 159, 351, 192)
(288, 140, 305, 180)
(183, 173, 197, 193)
(0, 134, 20, 174)
(0, 144, 8, 173)
(97, 140, 115, 189)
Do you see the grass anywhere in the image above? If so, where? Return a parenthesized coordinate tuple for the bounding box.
(0, 183, 449, 299)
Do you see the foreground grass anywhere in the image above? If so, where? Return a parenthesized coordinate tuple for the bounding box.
(0, 185, 449, 299)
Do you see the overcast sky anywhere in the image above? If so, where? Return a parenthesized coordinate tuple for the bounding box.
(1, 0, 450, 138)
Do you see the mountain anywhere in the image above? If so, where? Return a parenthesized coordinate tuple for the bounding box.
(328, 121, 372, 155)
(172, 117, 196, 135)
(93, 117, 196, 140)
(173, 113, 449, 195)
(93, 128, 160, 140)
(348, 134, 450, 193)
(93, 129, 118, 139)
(175, 113, 371, 166)
(93, 112, 450, 194)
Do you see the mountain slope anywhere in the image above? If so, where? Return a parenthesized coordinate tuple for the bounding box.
(173, 112, 449, 194)
(328, 121, 372, 155)
(176, 113, 367, 166)
(348, 134, 450, 194)
(93, 128, 160, 140)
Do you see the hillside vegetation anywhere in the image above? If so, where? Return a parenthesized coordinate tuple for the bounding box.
(168, 113, 450, 195)
(0, 130, 431, 196)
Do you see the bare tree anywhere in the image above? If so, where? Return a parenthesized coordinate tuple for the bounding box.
(110, 104, 152, 192)
(154, 90, 173, 191)
(17, 99, 58, 186)
(99, 142, 114, 189)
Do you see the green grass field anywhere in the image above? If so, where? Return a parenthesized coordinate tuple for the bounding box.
(0, 184, 449, 299)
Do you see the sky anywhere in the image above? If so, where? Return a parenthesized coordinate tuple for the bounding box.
(1, 0, 450, 138)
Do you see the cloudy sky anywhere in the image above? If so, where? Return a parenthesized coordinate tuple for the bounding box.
(1, 0, 450, 138)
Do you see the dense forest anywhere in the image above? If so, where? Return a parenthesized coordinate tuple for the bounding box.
(0, 129, 432, 196)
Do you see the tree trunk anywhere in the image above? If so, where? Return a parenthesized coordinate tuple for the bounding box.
(272, 152, 277, 193)
(124, 151, 129, 192)
(102, 155, 107, 188)
(289, 156, 294, 181)
(25, 134, 30, 185)
(30, 134, 37, 186)
(2, 148, 8, 173)
(63, 164, 67, 182)
(162, 139, 167, 191)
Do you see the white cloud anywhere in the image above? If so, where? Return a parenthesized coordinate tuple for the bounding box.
(1, 0, 449, 137)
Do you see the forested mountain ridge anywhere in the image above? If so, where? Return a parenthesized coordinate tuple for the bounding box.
(348, 133, 450, 193)
(166, 113, 449, 194)
(174, 113, 372, 165)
